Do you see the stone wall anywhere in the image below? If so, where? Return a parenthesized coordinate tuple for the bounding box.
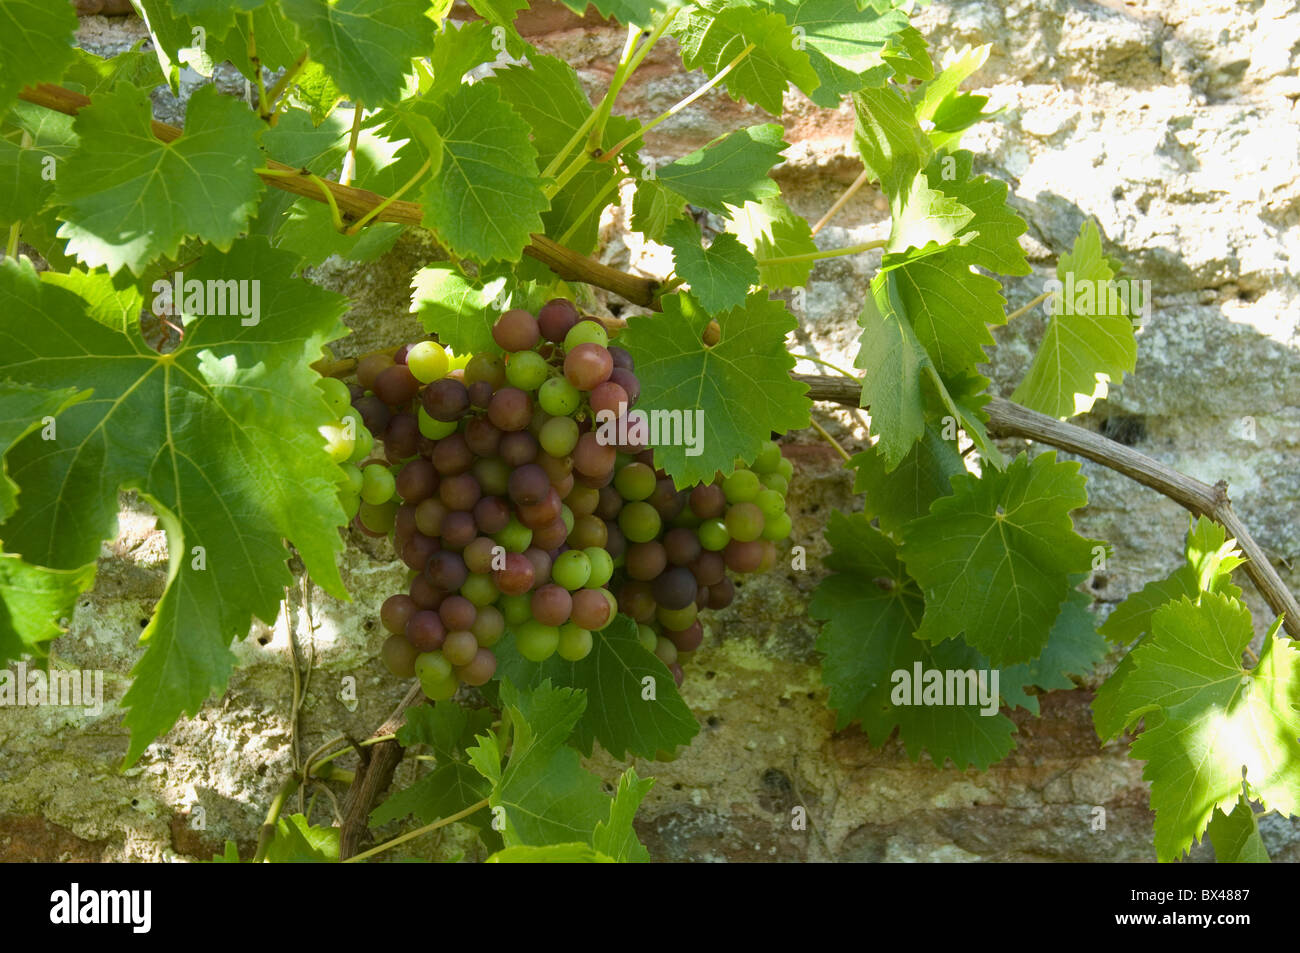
(2, 0, 1298, 862)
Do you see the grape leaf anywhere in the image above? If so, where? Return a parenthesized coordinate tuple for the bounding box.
(215, 3, 304, 77)
(887, 251, 1006, 377)
(592, 769, 654, 863)
(1207, 798, 1270, 863)
(918, 150, 1029, 276)
(279, 0, 434, 106)
(265, 814, 339, 863)
(630, 179, 687, 242)
(663, 217, 758, 313)
(0, 102, 78, 228)
(654, 124, 787, 214)
(847, 423, 964, 535)
(0, 0, 78, 116)
(1111, 595, 1300, 862)
(884, 170, 974, 257)
(899, 451, 1101, 666)
(1099, 516, 1244, 645)
(53, 84, 265, 276)
(410, 264, 512, 356)
(0, 244, 350, 764)
(0, 554, 95, 665)
(673, 2, 820, 115)
(395, 700, 492, 759)
(289, 60, 345, 123)
(724, 194, 818, 289)
(853, 85, 933, 198)
(998, 586, 1105, 714)
(553, 0, 670, 28)
(913, 44, 989, 126)
(486, 843, 615, 863)
(492, 614, 699, 760)
(369, 761, 491, 827)
(772, 0, 908, 106)
(853, 277, 931, 468)
(881, 25, 933, 81)
(1012, 220, 1140, 418)
(416, 82, 548, 263)
(619, 291, 810, 486)
(0, 381, 87, 519)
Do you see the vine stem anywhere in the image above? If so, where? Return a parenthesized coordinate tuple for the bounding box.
(340, 106, 363, 187)
(796, 353, 860, 380)
(811, 167, 871, 236)
(342, 798, 491, 863)
(808, 416, 853, 464)
(759, 238, 887, 267)
(795, 373, 1300, 638)
(264, 49, 310, 123)
(1005, 290, 1054, 322)
(346, 157, 430, 234)
(251, 776, 300, 863)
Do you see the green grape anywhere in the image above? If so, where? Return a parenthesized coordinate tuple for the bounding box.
(341, 462, 364, 496)
(754, 488, 786, 519)
(613, 462, 656, 501)
(553, 550, 592, 590)
(494, 517, 533, 553)
(359, 499, 398, 533)
(418, 406, 458, 439)
(636, 624, 658, 653)
(761, 511, 792, 541)
(563, 321, 608, 350)
(539, 376, 581, 416)
(415, 651, 459, 700)
(777, 457, 794, 480)
(346, 421, 374, 465)
(725, 501, 764, 542)
(657, 602, 697, 631)
(618, 501, 662, 543)
(420, 671, 459, 701)
(505, 350, 550, 391)
(320, 421, 354, 462)
(654, 636, 677, 665)
(583, 547, 614, 588)
(560, 504, 575, 535)
(540, 416, 580, 457)
(500, 593, 532, 626)
(407, 341, 451, 383)
(758, 472, 789, 494)
(318, 376, 353, 415)
(361, 463, 397, 505)
(752, 441, 783, 473)
(338, 488, 360, 518)
(557, 623, 593, 661)
(722, 469, 760, 503)
(698, 518, 730, 551)
(461, 572, 500, 607)
(516, 620, 560, 662)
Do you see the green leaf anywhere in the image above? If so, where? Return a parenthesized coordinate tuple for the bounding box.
(663, 217, 758, 313)
(899, 451, 1101, 666)
(0, 381, 88, 519)
(913, 44, 989, 126)
(214, 2, 304, 77)
(1012, 220, 1140, 418)
(886, 251, 1006, 376)
(773, 0, 908, 106)
(0, 101, 79, 227)
(853, 278, 932, 468)
(673, 2, 820, 115)
(416, 81, 548, 262)
(53, 85, 265, 276)
(998, 587, 1106, 715)
(847, 423, 965, 535)
(619, 291, 810, 486)
(1114, 596, 1300, 861)
(369, 761, 491, 827)
(0, 554, 95, 665)
(724, 194, 818, 289)
(409, 264, 513, 356)
(916, 150, 1029, 276)
(395, 701, 492, 758)
(853, 84, 933, 199)
(492, 614, 699, 759)
(0, 0, 78, 115)
(0, 246, 349, 764)
(289, 60, 345, 123)
(654, 124, 787, 215)
(485, 843, 615, 863)
(279, 0, 433, 106)
(1207, 798, 1271, 863)
(264, 814, 339, 863)
(630, 179, 687, 243)
(885, 170, 974, 257)
(592, 768, 654, 862)
(881, 25, 933, 81)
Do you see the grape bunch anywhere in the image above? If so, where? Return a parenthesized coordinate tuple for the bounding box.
(322, 299, 792, 702)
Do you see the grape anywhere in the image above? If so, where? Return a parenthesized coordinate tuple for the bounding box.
(320, 421, 355, 462)
(381, 594, 419, 634)
(471, 456, 511, 496)
(523, 547, 552, 586)
(563, 320, 609, 351)
(657, 602, 697, 631)
(383, 414, 419, 462)
(374, 363, 421, 405)
(346, 417, 375, 464)
(609, 346, 634, 371)
(605, 522, 627, 560)
(516, 620, 560, 662)
(414, 651, 458, 699)
(652, 567, 697, 610)
(626, 541, 667, 581)
(668, 663, 685, 687)
(654, 636, 678, 666)
(752, 441, 782, 473)
(493, 551, 536, 595)
(725, 501, 765, 542)
(423, 378, 470, 421)
(663, 527, 702, 566)
(472, 496, 511, 535)
(583, 547, 614, 588)
(573, 432, 616, 477)
(636, 624, 658, 652)
(319, 376, 353, 415)
(567, 513, 607, 549)
(560, 505, 575, 535)
(698, 518, 730, 551)
(667, 620, 704, 653)
(689, 550, 726, 586)
(488, 387, 533, 432)
(405, 610, 446, 652)
(518, 487, 562, 530)
(442, 630, 480, 667)
(415, 498, 448, 537)
(565, 484, 599, 516)
(357, 353, 395, 390)
(464, 536, 499, 574)
(339, 487, 361, 519)
(608, 367, 640, 406)
(431, 433, 473, 475)
(417, 407, 458, 440)
(407, 341, 451, 383)
(464, 352, 506, 389)
(439, 472, 482, 511)
(492, 308, 541, 352)
(401, 533, 438, 572)
(441, 511, 476, 549)
(409, 574, 445, 610)
(689, 483, 726, 519)
(494, 517, 533, 553)
(466, 379, 493, 410)
(508, 463, 550, 506)
(759, 472, 789, 494)
(723, 469, 760, 503)
(553, 472, 576, 499)
(570, 588, 612, 630)
(458, 647, 498, 686)
(762, 511, 792, 541)
(539, 416, 580, 457)
(500, 593, 532, 626)
(613, 462, 655, 502)
(621, 582, 656, 622)
(589, 380, 629, 418)
(723, 539, 764, 573)
(428, 551, 469, 591)
(538, 299, 579, 342)
(395, 502, 417, 545)
(532, 516, 570, 550)
(382, 633, 419, 678)
(595, 485, 623, 520)
(531, 584, 573, 626)
(618, 501, 661, 543)
(439, 595, 477, 631)
(538, 376, 581, 416)
(359, 494, 398, 532)
(708, 576, 735, 609)
(465, 416, 503, 457)
(754, 488, 785, 519)
(575, 468, 614, 490)
(557, 623, 593, 661)
(505, 350, 549, 391)
(552, 550, 592, 590)
(353, 395, 391, 435)
(564, 343, 613, 391)
(396, 459, 438, 503)
(461, 572, 499, 607)
(499, 430, 539, 466)
(471, 606, 505, 647)
(536, 451, 572, 484)
(757, 540, 777, 572)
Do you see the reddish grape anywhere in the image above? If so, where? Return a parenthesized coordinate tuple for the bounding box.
(523, 547, 552, 586)
(409, 574, 446, 610)
(464, 416, 502, 456)
(428, 550, 469, 590)
(531, 584, 573, 627)
(405, 610, 446, 652)
(663, 527, 702, 566)
(472, 496, 511, 534)
(689, 483, 726, 519)
(467, 380, 494, 409)
(422, 378, 470, 421)
(380, 594, 418, 635)
(626, 541, 668, 581)
(396, 459, 438, 502)
(401, 532, 438, 572)
(494, 551, 536, 595)
(443, 630, 480, 667)
(668, 620, 704, 652)
(383, 413, 419, 461)
(564, 343, 613, 391)
(431, 433, 473, 475)
(488, 387, 532, 432)
(619, 581, 657, 622)
(492, 309, 541, 352)
(439, 595, 477, 632)
(609, 346, 634, 371)
(440, 511, 476, 549)
(708, 576, 735, 609)
(459, 648, 498, 686)
(499, 430, 539, 466)
(609, 367, 639, 406)
(508, 463, 550, 506)
(538, 299, 580, 342)
(382, 633, 419, 678)
(589, 381, 629, 418)
(439, 472, 482, 511)
(373, 363, 421, 405)
(354, 395, 391, 435)
(573, 432, 616, 478)
(532, 516, 570, 550)
(724, 539, 764, 573)
(570, 588, 612, 630)
(652, 567, 697, 610)
(357, 353, 395, 390)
